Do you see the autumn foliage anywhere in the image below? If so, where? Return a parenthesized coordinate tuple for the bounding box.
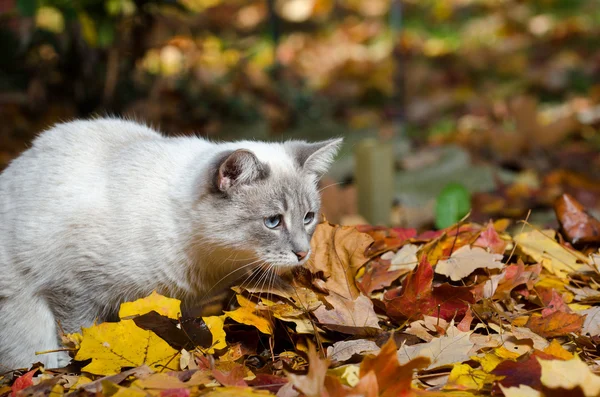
(5, 199, 600, 396)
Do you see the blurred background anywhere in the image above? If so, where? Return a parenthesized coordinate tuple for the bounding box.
(1, 0, 599, 229)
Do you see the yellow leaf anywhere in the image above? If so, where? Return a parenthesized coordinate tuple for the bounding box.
(514, 229, 587, 278)
(203, 315, 227, 353)
(203, 387, 273, 396)
(539, 356, 600, 396)
(543, 339, 574, 360)
(75, 319, 179, 375)
(327, 365, 360, 387)
(102, 382, 148, 397)
(472, 353, 503, 373)
(495, 346, 526, 360)
(49, 383, 64, 397)
(446, 364, 496, 390)
(118, 291, 181, 320)
(225, 295, 273, 334)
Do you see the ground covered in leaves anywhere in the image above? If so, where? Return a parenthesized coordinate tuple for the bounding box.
(5, 194, 600, 396)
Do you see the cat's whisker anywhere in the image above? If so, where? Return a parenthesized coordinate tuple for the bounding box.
(199, 258, 265, 300)
(318, 181, 343, 193)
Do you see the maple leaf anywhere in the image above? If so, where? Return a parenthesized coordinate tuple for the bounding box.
(491, 260, 540, 299)
(225, 295, 273, 335)
(397, 324, 474, 370)
(359, 337, 430, 396)
(74, 319, 180, 375)
(474, 221, 508, 254)
(73, 293, 182, 375)
(304, 222, 380, 332)
(526, 311, 585, 338)
(11, 368, 38, 397)
(286, 342, 329, 397)
(434, 245, 504, 281)
(306, 222, 373, 300)
(384, 256, 477, 322)
(119, 291, 182, 320)
(356, 225, 416, 257)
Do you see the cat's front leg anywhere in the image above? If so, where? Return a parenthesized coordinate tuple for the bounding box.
(0, 293, 67, 370)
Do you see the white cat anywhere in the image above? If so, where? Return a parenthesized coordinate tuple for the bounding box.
(0, 118, 341, 370)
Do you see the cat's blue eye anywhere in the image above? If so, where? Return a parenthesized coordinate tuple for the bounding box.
(304, 212, 315, 225)
(264, 215, 282, 229)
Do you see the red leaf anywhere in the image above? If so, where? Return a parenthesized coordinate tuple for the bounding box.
(492, 351, 556, 390)
(359, 258, 407, 295)
(358, 226, 417, 257)
(536, 287, 570, 316)
(384, 257, 477, 322)
(11, 368, 38, 397)
(474, 222, 507, 254)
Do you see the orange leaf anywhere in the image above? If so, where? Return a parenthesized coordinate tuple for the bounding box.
(359, 337, 430, 396)
(526, 311, 585, 338)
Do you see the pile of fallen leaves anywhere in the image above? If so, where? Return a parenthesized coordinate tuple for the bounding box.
(6, 194, 600, 397)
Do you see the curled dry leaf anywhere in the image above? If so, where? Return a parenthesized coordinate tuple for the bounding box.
(326, 339, 380, 364)
(554, 193, 600, 245)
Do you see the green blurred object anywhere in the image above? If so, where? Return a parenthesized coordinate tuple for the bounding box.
(17, 0, 37, 17)
(435, 182, 470, 230)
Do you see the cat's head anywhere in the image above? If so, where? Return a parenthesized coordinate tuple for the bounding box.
(201, 138, 342, 271)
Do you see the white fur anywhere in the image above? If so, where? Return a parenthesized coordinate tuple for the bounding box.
(0, 118, 337, 370)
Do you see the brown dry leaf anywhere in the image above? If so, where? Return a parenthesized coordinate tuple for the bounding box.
(306, 222, 380, 332)
(326, 340, 380, 364)
(434, 245, 504, 281)
(397, 324, 474, 370)
(554, 193, 600, 244)
(306, 222, 373, 299)
(286, 342, 329, 397)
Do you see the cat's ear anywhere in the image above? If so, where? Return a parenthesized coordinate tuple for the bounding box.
(217, 149, 266, 192)
(287, 138, 343, 177)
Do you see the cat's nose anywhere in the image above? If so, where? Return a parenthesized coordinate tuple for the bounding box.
(294, 251, 308, 261)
